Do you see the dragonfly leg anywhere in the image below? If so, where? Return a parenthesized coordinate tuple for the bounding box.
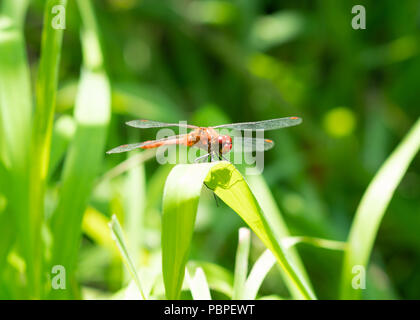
(210, 152, 219, 162)
(220, 154, 231, 163)
(203, 181, 220, 207)
(212, 191, 220, 207)
(194, 153, 210, 163)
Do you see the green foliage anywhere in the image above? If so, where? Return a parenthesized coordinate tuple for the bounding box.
(109, 215, 146, 300)
(0, 0, 419, 300)
(0, 0, 32, 298)
(341, 119, 420, 299)
(243, 249, 276, 300)
(186, 266, 212, 300)
(162, 162, 315, 299)
(49, 0, 110, 298)
(232, 228, 251, 299)
(29, 0, 67, 298)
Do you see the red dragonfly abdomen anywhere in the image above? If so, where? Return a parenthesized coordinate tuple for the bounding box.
(140, 135, 192, 149)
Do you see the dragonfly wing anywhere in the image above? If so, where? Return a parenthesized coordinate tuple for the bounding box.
(106, 135, 186, 154)
(212, 117, 302, 131)
(106, 142, 146, 154)
(234, 137, 275, 152)
(126, 119, 197, 129)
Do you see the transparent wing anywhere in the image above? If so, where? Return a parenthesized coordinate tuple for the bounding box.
(126, 119, 198, 129)
(233, 137, 275, 152)
(212, 117, 302, 131)
(106, 142, 146, 154)
(106, 135, 184, 154)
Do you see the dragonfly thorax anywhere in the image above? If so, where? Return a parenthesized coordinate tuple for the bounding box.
(194, 128, 232, 155)
(218, 135, 232, 154)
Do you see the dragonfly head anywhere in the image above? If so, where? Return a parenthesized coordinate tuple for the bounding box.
(218, 135, 232, 154)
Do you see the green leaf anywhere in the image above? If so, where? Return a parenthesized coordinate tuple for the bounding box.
(161, 163, 213, 300)
(122, 151, 146, 258)
(161, 162, 316, 300)
(0, 0, 32, 297)
(243, 249, 276, 300)
(187, 261, 233, 298)
(340, 118, 420, 299)
(1, 0, 29, 27)
(280, 236, 347, 251)
(28, 0, 67, 297)
(246, 173, 313, 299)
(186, 266, 212, 300)
(232, 228, 250, 300)
(50, 67, 110, 297)
(48, 115, 76, 180)
(49, 0, 110, 298)
(109, 215, 146, 300)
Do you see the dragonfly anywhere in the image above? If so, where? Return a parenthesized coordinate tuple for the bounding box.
(106, 116, 302, 162)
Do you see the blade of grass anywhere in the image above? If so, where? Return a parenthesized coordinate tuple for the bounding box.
(206, 163, 316, 299)
(340, 118, 420, 299)
(236, 236, 338, 300)
(109, 215, 146, 300)
(0, 0, 32, 297)
(246, 173, 313, 299)
(49, 0, 110, 298)
(123, 151, 146, 255)
(162, 162, 316, 300)
(186, 266, 212, 300)
(145, 164, 175, 214)
(241, 234, 346, 300)
(50, 67, 110, 298)
(0, 149, 14, 277)
(1, 0, 29, 27)
(243, 249, 276, 300)
(187, 261, 233, 298)
(48, 115, 76, 180)
(0, 209, 16, 273)
(120, 149, 146, 284)
(280, 236, 347, 251)
(232, 228, 250, 300)
(28, 0, 67, 298)
(161, 164, 212, 300)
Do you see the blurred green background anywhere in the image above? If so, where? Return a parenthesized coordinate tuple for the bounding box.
(0, 0, 419, 299)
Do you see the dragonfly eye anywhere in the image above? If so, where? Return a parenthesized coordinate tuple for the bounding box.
(220, 135, 232, 153)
